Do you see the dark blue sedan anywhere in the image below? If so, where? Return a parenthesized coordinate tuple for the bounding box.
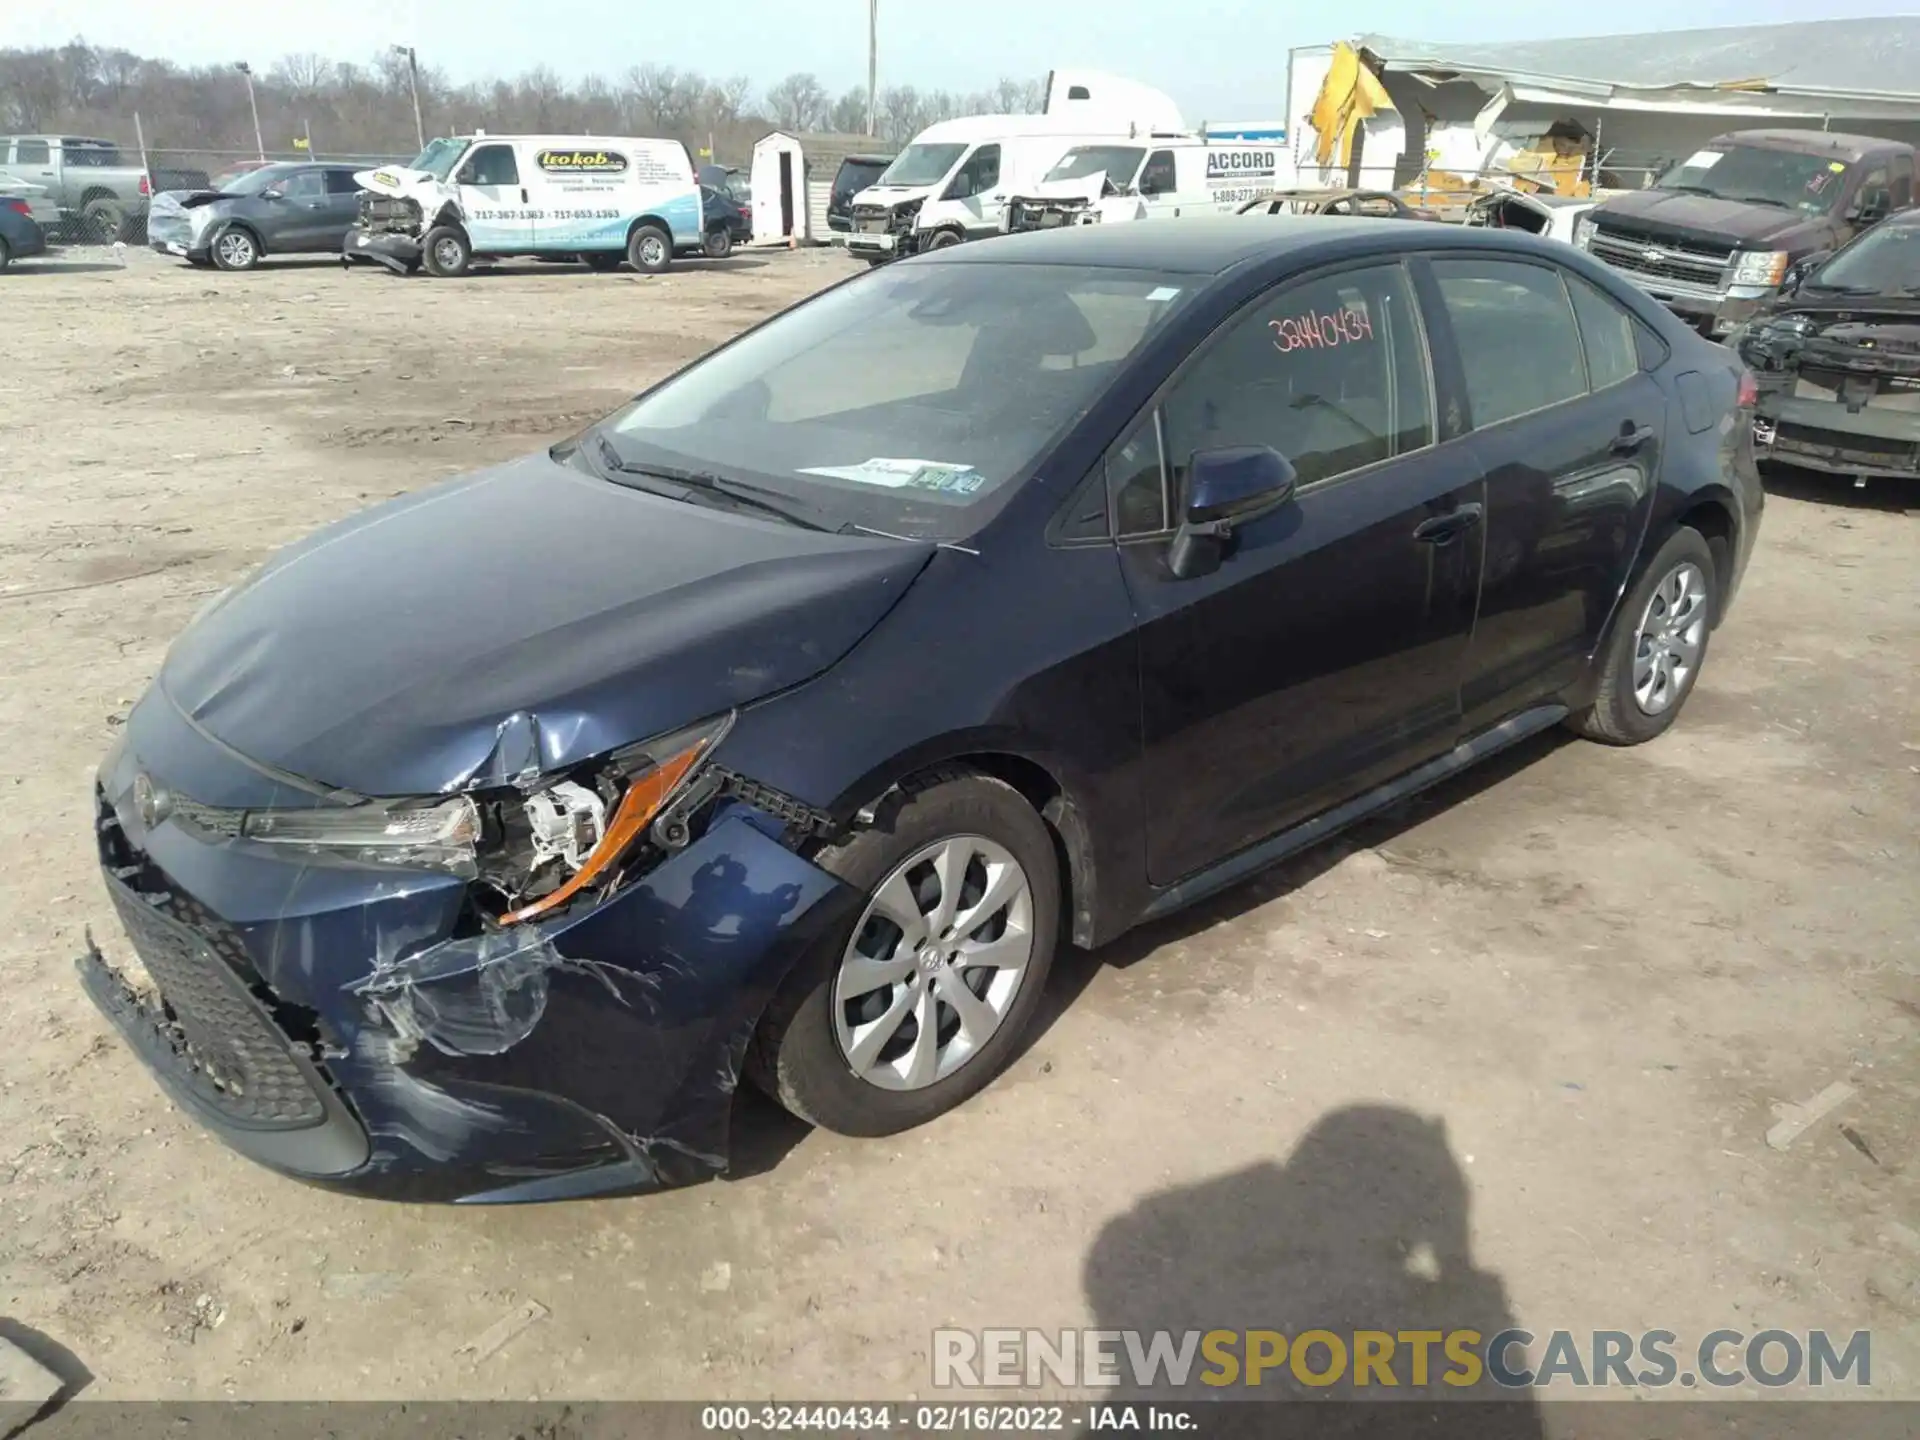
(81, 218, 1762, 1202)
(0, 194, 48, 269)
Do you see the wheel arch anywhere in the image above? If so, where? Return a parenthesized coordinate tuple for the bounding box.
(1673, 489, 1739, 625)
(827, 744, 1102, 952)
(627, 213, 677, 243)
(78, 185, 123, 207)
(213, 218, 267, 257)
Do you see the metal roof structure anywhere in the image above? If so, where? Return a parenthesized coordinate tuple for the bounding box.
(1357, 18, 1920, 107)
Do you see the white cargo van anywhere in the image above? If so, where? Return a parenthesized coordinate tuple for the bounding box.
(844, 115, 1155, 262)
(1004, 136, 1290, 233)
(345, 132, 702, 277)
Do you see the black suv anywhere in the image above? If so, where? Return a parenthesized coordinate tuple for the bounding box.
(827, 153, 894, 233)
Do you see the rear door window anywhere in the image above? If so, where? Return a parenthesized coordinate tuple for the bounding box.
(1431, 258, 1588, 427)
(281, 169, 326, 200)
(15, 139, 50, 165)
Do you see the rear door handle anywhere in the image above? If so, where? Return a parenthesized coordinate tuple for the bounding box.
(520, 188, 529, 204)
(1611, 423, 1656, 453)
(1413, 503, 1483, 545)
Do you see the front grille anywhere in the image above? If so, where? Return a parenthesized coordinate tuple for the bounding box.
(97, 796, 328, 1128)
(358, 192, 420, 232)
(851, 204, 910, 236)
(1006, 198, 1085, 231)
(1589, 227, 1731, 297)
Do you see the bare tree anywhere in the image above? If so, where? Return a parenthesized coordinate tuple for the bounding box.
(0, 51, 65, 130)
(878, 85, 921, 145)
(271, 52, 336, 100)
(765, 72, 828, 133)
(829, 86, 869, 135)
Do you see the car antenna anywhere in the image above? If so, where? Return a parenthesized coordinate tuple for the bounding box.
(847, 523, 980, 556)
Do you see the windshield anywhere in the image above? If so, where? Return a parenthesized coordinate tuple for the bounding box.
(410, 137, 468, 182)
(597, 263, 1195, 540)
(221, 165, 298, 196)
(1810, 220, 1920, 293)
(1654, 144, 1849, 215)
(877, 143, 966, 189)
(1044, 146, 1146, 192)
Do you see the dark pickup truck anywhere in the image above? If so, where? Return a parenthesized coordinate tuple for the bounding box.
(1736, 209, 1920, 484)
(1574, 129, 1914, 337)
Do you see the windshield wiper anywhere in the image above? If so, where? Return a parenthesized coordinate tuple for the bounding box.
(1660, 183, 1717, 196)
(1728, 194, 1793, 210)
(592, 434, 824, 530)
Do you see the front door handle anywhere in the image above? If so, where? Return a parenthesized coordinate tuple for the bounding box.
(1611, 423, 1656, 453)
(1413, 502, 1484, 545)
(520, 187, 529, 204)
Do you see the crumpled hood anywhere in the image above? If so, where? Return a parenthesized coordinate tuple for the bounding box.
(1014, 177, 1107, 205)
(852, 185, 926, 207)
(159, 451, 934, 797)
(354, 166, 435, 198)
(1739, 304, 1920, 376)
(1589, 190, 1823, 248)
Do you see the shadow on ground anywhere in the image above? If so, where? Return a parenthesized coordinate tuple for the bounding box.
(1079, 1104, 1543, 1437)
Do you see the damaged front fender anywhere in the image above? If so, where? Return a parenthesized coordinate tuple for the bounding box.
(321, 806, 860, 1200)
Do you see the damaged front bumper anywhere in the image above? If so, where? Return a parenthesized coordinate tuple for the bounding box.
(342, 225, 422, 275)
(80, 702, 860, 1203)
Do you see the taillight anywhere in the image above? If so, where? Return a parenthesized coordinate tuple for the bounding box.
(1736, 369, 1758, 408)
(139, 174, 151, 195)
(4, 199, 30, 216)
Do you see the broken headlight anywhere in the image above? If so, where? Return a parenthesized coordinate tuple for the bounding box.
(482, 711, 735, 925)
(232, 796, 483, 875)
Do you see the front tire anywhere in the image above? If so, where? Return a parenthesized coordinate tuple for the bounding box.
(627, 222, 672, 274)
(747, 771, 1059, 1136)
(924, 228, 964, 251)
(211, 226, 260, 271)
(1567, 526, 1717, 745)
(421, 226, 471, 278)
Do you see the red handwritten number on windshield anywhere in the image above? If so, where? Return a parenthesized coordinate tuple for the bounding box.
(1269, 305, 1374, 353)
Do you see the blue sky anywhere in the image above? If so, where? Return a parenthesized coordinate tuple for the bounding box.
(6, 2, 1911, 115)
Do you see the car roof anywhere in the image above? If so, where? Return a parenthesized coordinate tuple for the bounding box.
(933, 214, 1529, 274)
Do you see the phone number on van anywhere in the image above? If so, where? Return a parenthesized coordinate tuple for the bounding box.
(468, 208, 622, 222)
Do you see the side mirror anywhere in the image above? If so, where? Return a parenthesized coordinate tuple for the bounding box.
(1781, 250, 1830, 292)
(260, 188, 283, 201)
(1167, 446, 1298, 580)
(455, 166, 477, 185)
(944, 173, 975, 200)
(1852, 187, 1891, 225)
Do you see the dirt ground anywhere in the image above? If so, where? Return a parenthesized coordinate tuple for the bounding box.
(1, 244, 1915, 1407)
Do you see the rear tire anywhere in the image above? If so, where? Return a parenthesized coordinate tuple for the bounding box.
(747, 771, 1059, 1136)
(703, 224, 734, 260)
(627, 222, 672, 274)
(421, 226, 471, 278)
(81, 197, 127, 244)
(1566, 526, 1717, 746)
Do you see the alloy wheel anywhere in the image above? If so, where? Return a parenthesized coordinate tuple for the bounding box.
(831, 835, 1035, 1091)
(216, 231, 256, 269)
(1632, 561, 1709, 715)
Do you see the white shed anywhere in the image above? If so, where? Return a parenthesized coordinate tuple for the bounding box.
(748, 131, 889, 245)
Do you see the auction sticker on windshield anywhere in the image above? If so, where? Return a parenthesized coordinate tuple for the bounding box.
(799, 458, 988, 495)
